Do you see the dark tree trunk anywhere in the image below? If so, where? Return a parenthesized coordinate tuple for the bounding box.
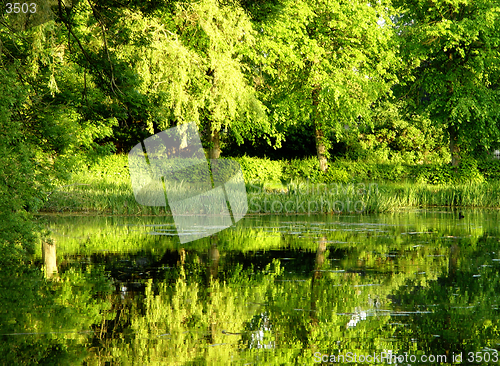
(448, 126, 460, 166)
(204, 119, 221, 159)
(312, 86, 328, 172)
(204, 67, 221, 159)
(208, 128, 221, 159)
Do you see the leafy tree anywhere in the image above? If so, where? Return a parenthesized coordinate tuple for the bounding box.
(0, 1, 117, 265)
(393, 0, 500, 165)
(250, 0, 399, 170)
(0, 70, 37, 260)
(63, 0, 278, 157)
(350, 99, 450, 164)
(168, 0, 275, 158)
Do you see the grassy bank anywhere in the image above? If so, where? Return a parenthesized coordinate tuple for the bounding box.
(247, 181, 500, 214)
(41, 154, 500, 215)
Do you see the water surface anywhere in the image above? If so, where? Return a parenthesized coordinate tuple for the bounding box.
(2, 209, 500, 365)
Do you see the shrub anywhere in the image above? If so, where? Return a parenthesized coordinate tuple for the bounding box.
(234, 155, 284, 183)
(478, 159, 500, 180)
(454, 157, 485, 184)
(368, 163, 407, 181)
(282, 157, 320, 181)
(413, 164, 454, 184)
(321, 165, 351, 183)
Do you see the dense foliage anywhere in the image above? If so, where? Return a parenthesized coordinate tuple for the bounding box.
(1, 0, 500, 239)
(2, 2, 500, 363)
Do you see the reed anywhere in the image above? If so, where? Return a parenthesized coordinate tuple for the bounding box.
(41, 155, 500, 215)
(43, 155, 157, 215)
(247, 181, 500, 214)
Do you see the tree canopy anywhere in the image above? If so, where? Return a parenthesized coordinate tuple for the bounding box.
(248, 0, 400, 170)
(393, 0, 500, 165)
(0, 0, 499, 230)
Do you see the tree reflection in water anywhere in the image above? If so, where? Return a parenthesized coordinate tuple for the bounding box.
(3, 210, 500, 364)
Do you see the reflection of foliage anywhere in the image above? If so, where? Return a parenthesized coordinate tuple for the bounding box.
(40, 215, 175, 255)
(394, 235, 500, 357)
(0, 264, 114, 365)
(24, 211, 500, 364)
(108, 262, 281, 364)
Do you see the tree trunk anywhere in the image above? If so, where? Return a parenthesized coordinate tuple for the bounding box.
(42, 238, 58, 279)
(208, 127, 221, 159)
(312, 86, 328, 172)
(204, 66, 221, 159)
(204, 119, 221, 159)
(448, 126, 460, 166)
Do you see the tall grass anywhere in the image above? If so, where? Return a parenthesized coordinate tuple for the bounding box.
(42, 155, 500, 215)
(410, 182, 500, 208)
(247, 181, 500, 214)
(43, 155, 154, 215)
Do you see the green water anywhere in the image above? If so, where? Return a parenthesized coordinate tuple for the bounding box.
(2, 209, 500, 365)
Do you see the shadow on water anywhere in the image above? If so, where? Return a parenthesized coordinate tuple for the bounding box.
(2, 209, 500, 364)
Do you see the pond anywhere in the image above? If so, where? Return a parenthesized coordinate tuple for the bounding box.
(3, 209, 500, 365)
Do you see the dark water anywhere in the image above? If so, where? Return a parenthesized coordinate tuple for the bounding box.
(2, 209, 500, 365)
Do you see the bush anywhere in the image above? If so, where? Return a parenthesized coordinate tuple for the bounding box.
(455, 157, 485, 184)
(413, 164, 454, 184)
(234, 155, 284, 183)
(228, 156, 492, 185)
(282, 157, 321, 181)
(368, 163, 407, 181)
(477, 159, 500, 180)
(321, 165, 351, 183)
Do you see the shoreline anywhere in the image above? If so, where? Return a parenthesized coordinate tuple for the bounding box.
(39, 154, 500, 215)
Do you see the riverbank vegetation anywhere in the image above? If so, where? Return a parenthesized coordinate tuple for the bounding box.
(1, 0, 500, 249)
(41, 154, 500, 215)
(3, 2, 500, 364)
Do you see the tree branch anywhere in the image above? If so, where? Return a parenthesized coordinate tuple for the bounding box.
(56, 0, 119, 96)
(86, 0, 122, 95)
